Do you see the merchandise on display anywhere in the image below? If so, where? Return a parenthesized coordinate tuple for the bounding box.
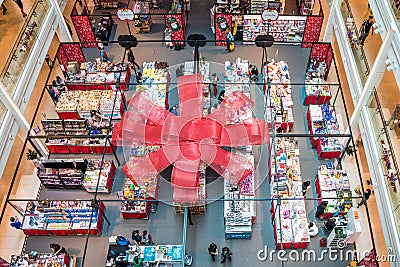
(224, 58, 251, 99)
(304, 60, 330, 105)
(243, 15, 305, 44)
(95, 16, 114, 42)
(250, 0, 284, 14)
(264, 59, 294, 131)
(65, 62, 130, 90)
(307, 104, 343, 158)
(134, 1, 152, 33)
(10, 253, 70, 267)
(136, 61, 169, 107)
(223, 147, 255, 239)
(55, 90, 124, 120)
(299, 0, 315, 15)
(21, 201, 105, 236)
(270, 137, 310, 248)
(315, 163, 352, 219)
(326, 208, 362, 247)
(83, 160, 116, 193)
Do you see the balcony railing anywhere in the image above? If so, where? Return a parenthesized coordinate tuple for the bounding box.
(389, 0, 400, 21)
(0, 0, 49, 97)
(367, 91, 400, 239)
(339, 0, 370, 85)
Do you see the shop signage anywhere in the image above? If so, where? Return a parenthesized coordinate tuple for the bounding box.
(262, 8, 279, 21)
(117, 8, 134, 21)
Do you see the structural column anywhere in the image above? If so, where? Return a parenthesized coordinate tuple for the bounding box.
(0, 82, 48, 157)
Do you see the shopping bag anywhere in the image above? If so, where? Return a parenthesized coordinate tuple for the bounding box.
(229, 42, 234, 51)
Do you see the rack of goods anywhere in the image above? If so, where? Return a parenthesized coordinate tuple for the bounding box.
(250, 0, 284, 14)
(270, 137, 310, 249)
(65, 62, 130, 91)
(224, 146, 255, 239)
(299, 0, 314, 15)
(183, 60, 213, 113)
(224, 58, 251, 98)
(173, 160, 207, 214)
(307, 104, 343, 158)
(264, 60, 294, 131)
(134, 1, 152, 33)
(55, 90, 124, 120)
(98, 0, 119, 8)
(42, 118, 118, 154)
(95, 16, 114, 42)
(83, 160, 116, 193)
(304, 58, 330, 104)
(327, 208, 362, 247)
(315, 163, 352, 220)
(243, 15, 305, 44)
(10, 253, 72, 267)
(136, 61, 170, 108)
(119, 177, 159, 219)
(21, 200, 105, 236)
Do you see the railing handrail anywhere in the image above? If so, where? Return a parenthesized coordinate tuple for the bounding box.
(374, 91, 400, 183)
(0, 0, 42, 80)
(343, 0, 371, 75)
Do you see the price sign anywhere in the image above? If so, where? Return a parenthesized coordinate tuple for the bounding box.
(117, 8, 134, 21)
(262, 8, 279, 21)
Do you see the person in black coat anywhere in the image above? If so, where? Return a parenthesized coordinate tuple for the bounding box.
(208, 243, 218, 261)
(315, 201, 328, 219)
(357, 189, 372, 208)
(50, 243, 67, 254)
(132, 230, 142, 246)
(220, 247, 232, 264)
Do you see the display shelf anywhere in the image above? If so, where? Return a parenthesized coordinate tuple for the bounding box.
(223, 147, 255, 239)
(21, 201, 105, 236)
(98, 0, 119, 8)
(95, 16, 114, 42)
(304, 58, 330, 104)
(83, 160, 115, 193)
(119, 177, 158, 219)
(64, 62, 130, 91)
(307, 104, 343, 158)
(11, 253, 70, 267)
(55, 90, 125, 120)
(133, 1, 152, 33)
(315, 163, 352, 220)
(326, 207, 362, 247)
(251, 0, 284, 14)
(264, 60, 294, 131)
(270, 137, 310, 249)
(243, 15, 305, 44)
(136, 61, 169, 108)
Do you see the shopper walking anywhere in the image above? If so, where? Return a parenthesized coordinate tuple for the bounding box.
(211, 73, 219, 98)
(1, 4, 8, 15)
(302, 180, 311, 197)
(9, 216, 22, 229)
(176, 64, 184, 78)
(132, 229, 142, 246)
(13, 0, 27, 17)
(100, 48, 108, 62)
(208, 243, 218, 261)
(359, 15, 374, 46)
(50, 243, 67, 254)
(220, 247, 232, 264)
(357, 189, 372, 208)
(225, 29, 234, 52)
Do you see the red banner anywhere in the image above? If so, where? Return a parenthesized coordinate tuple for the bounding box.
(215, 14, 232, 46)
(165, 14, 185, 45)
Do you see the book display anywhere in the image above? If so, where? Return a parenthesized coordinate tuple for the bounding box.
(65, 62, 130, 91)
(119, 178, 158, 219)
(55, 90, 124, 120)
(83, 160, 116, 193)
(224, 59, 251, 98)
(134, 1, 152, 33)
(10, 253, 70, 267)
(136, 61, 170, 108)
(21, 200, 105, 236)
(223, 147, 256, 239)
(304, 58, 330, 104)
(315, 163, 352, 220)
(307, 104, 343, 158)
(243, 15, 305, 44)
(270, 137, 310, 249)
(264, 60, 294, 131)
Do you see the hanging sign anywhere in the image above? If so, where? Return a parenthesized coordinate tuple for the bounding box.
(214, 14, 232, 46)
(262, 8, 279, 21)
(165, 14, 184, 44)
(117, 8, 134, 21)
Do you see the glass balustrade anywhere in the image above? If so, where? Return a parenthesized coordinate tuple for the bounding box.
(367, 92, 400, 239)
(339, 0, 370, 85)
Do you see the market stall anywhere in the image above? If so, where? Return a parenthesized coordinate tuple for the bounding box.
(10, 253, 74, 267)
(327, 207, 362, 247)
(264, 60, 294, 131)
(303, 58, 330, 105)
(270, 137, 310, 249)
(315, 163, 352, 220)
(64, 62, 130, 91)
(307, 104, 343, 158)
(21, 201, 105, 236)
